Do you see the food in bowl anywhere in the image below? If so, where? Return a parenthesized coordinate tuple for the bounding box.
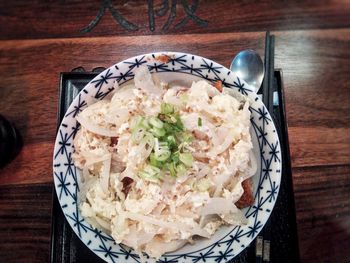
(72, 66, 257, 258)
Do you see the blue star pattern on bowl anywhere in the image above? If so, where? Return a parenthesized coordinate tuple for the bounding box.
(53, 52, 281, 263)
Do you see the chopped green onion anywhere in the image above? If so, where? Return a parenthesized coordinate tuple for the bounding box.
(174, 115, 184, 130)
(163, 122, 173, 133)
(141, 133, 155, 147)
(134, 103, 194, 180)
(168, 162, 177, 177)
(161, 114, 176, 124)
(149, 116, 164, 129)
(196, 178, 211, 192)
(130, 116, 143, 131)
(131, 127, 146, 143)
(150, 127, 166, 138)
(161, 103, 174, 114)
(178, 132, 192, 143)
(155, 150, 170, 162)
(166, 135, 176, 148)
(149, 153, 163, 168)
(198, 117, 202, 127)
(179, 152, 193, 167)
(171, 151, 180, 164)
(138, 165, 161, 183)
(176, 163, 186, 176)
(154, 139, 171, 161)
(141, 118, 150, 129)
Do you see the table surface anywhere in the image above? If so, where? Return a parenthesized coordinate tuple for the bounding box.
(0, 1, 349, 262)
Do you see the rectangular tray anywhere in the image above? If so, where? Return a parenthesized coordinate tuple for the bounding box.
(51, 70, 299, 263)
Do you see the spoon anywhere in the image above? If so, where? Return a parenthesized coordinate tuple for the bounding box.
(230, 50, 264, 93)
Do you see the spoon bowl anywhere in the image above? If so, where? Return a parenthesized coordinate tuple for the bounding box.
(230, 50, 264, 93)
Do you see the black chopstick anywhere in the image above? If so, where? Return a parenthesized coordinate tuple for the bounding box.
(262, 31, 270, 109)
(256, 31, 275, 263)
(262, 35, 275, 263)
(267, 35, 275, 113)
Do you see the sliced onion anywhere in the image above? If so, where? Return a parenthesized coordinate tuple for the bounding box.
(100, 153, 111, 193)
(105, 107, 129, 126)
(134, 65, 160, 96)
(151, 203, 166, 215)
(197, 165, 210, 179)
(201, 197, 239, 216)
(82, 154, 111, 182)
(78, 176, 98, 202)
(247, 150, 257, 177)
(213, 169, 235, 197)
(209, 128, 236, 156)
(137, 231, 157, 246)
(76, 114, 119, 137)
(125, 212, 210, 238)
(121, 225, 138, 249)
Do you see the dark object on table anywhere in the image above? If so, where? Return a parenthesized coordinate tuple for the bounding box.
(0, 115, 22, 168)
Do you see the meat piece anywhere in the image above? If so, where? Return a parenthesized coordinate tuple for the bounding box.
(110, 137, 118, 147)
(121, 177, 134, 197)
(213, 80, 223, 93)
(235, 179, 254, 209)
(156, 54, 172, 64)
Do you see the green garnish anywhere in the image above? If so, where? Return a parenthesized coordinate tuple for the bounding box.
(138, 165, 162, 183)
(168, 162, 177, 177)
(171, 151, 180, 163)
(196, 178, 211, 192)
(161, 103, 174, 115)
(176, 163, 186, 176)
(149, 153, 163, 168)
(166, 135, 177, 149)
(149, 116, 164, 129)
(150, 127, 166, 138)
(179, 152, 193, 167)
(135, 103, 193, 182)
(198, 117, 202, 127)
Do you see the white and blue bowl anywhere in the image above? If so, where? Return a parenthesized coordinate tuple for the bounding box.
(53, 52, 282, 263)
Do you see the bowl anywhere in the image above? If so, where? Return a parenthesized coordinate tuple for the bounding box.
(53, 52, 281, 262)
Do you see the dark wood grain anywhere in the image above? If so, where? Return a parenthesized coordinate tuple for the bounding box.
(293, 165, 350, 262)
(1, 0, 350, 39)
(0, 5, 349, 261)
(1, 167, 349, 263)
(0, 29, 349, 185)
(0, 184, 52, 263)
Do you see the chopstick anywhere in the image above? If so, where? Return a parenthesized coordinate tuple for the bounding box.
(268, 35, 275, 113)
(256, 31, 275, 263)
(262, 31, 270, 111)
(262, 32, 275, 113)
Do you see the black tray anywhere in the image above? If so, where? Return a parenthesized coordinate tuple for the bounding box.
(51, 69, 299, 263)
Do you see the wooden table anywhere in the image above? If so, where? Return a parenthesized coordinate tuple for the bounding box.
(0, 1, 349, 262)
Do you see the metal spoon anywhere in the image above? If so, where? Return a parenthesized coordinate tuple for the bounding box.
(230, 50, 264, 93)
